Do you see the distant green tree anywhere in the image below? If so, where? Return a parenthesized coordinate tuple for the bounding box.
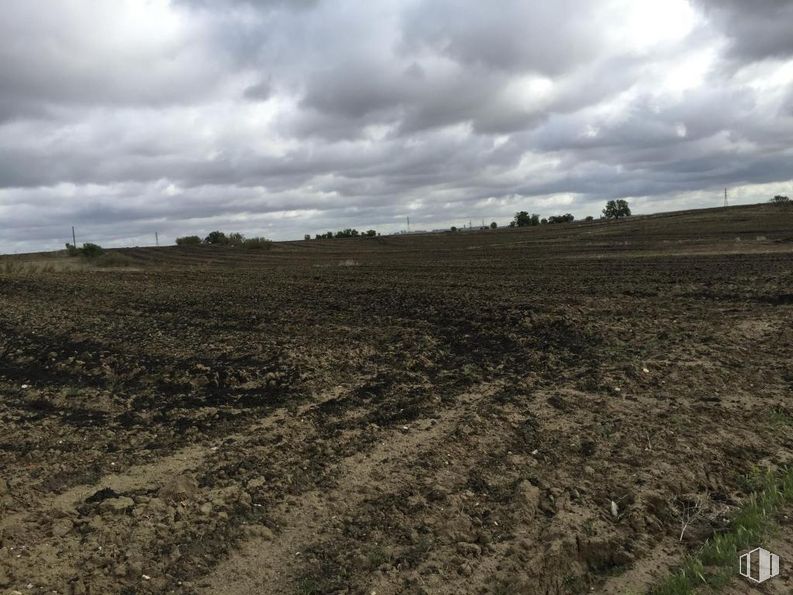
(602, 199, 631, 219)
(489, 221, 497, 229)
(335, 228, 359, 238)
(450, 226, 458, 232)
(304, 234, 311, 240)
(514, 212, 541, 227)
(770, 195, 790, 205)
(585, 215, 594, 222)
(540, 218, 548, 224)
(365, 229, 377, 237)
(204, 231, 228, 245)
(176, 235, 202, 246)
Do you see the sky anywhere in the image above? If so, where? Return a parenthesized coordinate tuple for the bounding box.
(1, 0, 792, 252)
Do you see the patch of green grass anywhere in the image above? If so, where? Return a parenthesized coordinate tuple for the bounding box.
(651, 466, 793, 595)
(366, 544, 389, 569)
(767, 407, 793, 427)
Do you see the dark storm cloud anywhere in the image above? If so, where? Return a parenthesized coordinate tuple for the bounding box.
(695, 0, 793, 62)
(1, 0, 792, 253)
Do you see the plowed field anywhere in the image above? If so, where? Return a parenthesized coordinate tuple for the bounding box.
(1, 203, 792, 594)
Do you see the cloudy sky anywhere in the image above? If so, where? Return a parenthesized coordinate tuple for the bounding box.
(1, 0, 792, 251)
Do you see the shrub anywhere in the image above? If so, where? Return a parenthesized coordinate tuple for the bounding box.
(176, 235, 202, 246)
(242, 237, 272, 250)
(81, 243, 105, 257)
(585, 215, 594, 222)
(227, 232, 245, 246)
(304, 234, 311, 241)
(770, 195, 790, 205)
(547, 213, 575, 224)
(66, 242, 104, 257)
(490, 221, 497, 229)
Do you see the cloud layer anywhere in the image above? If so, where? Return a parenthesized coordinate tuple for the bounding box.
(1, 0, 792, 251)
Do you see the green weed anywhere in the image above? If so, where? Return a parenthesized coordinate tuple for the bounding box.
(651, 467, 793, 594)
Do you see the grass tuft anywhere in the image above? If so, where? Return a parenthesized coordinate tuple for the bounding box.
(651, 466, 793, 595)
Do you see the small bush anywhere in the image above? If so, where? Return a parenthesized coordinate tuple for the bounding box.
(66, 242, 104, 257)
(242, 237, 272, 250)
(176, 235, 202, 246)
(81, 243, 104, 257)
(227, 232, 245, 246)
(547, 213, 575, 224)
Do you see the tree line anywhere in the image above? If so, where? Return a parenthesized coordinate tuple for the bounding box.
(509, 199, 631, 228)
(176, 231, 272, 249)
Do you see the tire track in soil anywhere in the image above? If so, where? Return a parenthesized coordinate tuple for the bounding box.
(198, 381, 504, 594)
(0, 388, 345, 592)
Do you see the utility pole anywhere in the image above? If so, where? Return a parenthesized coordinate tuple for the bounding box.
(407, 216, 410, 233)
(724, 188, 728, 207)
(72, 226, 76, 248)
(155, 232, 159, 247)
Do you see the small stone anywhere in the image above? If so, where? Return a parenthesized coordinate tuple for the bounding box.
(642, 367, 650, 374)
(610, 500, 619, 518)
(52, 518, 73, 537)
(514, 480, 541, 518)
(159, 474, 199, 503)
(246, 477, 266, 490)
(0, 478, 8, 495)
(583, 466, 595, 475)
(199, 502, 213, 515)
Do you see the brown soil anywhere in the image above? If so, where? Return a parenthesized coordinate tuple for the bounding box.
(1, 203, 792, 594)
